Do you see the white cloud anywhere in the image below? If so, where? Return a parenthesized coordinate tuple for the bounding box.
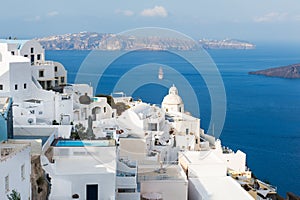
(115, 9, 134, 16)
(47, 11, 59, 17)
(254, 12, 288, 23)
(140, 6, 168, 17)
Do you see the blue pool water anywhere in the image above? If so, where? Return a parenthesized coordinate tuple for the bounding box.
(56, 140, 108, 147)
(46, 43, 300, 196)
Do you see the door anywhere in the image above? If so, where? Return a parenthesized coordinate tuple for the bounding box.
(86, 184, 98, 200)
(31, 55, 34, 64)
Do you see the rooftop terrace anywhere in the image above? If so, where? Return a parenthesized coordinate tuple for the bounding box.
(138, 164, 186, 181)
(0, 141, 30, 161)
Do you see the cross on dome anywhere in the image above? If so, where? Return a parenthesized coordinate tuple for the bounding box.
(169, 84, 178, 95)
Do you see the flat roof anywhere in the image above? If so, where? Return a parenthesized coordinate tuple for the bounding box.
(0, 39, 28, 49)
(0, 141, 30, 161)
(180, 150, 224, 165)
(138, 164, 186, 181)
(190, 176, 254, 200)
(54, 156, 116, 175)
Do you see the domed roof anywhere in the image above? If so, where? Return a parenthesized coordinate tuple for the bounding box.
(162, 85, 183, 105)
(79, 93, 91, 105)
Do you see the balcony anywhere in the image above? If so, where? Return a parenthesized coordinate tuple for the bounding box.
(116, 175, 137, 187)
(116, 192, 140, 200)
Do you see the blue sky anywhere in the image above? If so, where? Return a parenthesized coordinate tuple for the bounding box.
(1, 0, 300, 42)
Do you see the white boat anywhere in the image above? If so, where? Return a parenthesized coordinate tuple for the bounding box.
(158, 67, 164, 80)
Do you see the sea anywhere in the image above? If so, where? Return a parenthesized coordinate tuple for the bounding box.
(46, 43, 300, 196)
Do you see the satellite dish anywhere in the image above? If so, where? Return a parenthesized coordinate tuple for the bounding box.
(28, 118, 33, 124)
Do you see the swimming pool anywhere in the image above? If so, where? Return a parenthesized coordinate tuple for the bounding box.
(55, 140, 110, 147)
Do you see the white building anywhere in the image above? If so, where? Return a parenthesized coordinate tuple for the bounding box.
(0, 39, 67, 89)
(118, 102, 166, 136)
(0, 40, 74, 126)
(118, 137, 187, 200)
(117, 101, 180, 164)
(73, 96, 116, 122)
(161, 85, 205, 151)
(42, 141, 116, 200)
(116, 158, 140, 200)
(0, 141, 31, 200)
(138, 164, 188, 200)
(214, 140, 249, 174)
(179, 150, 254, 200)
(0, 97, 31, 200)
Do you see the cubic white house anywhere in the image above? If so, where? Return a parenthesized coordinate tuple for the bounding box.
(0, 97, 31, 199)
(0, 39, 72, 127)
(0, 39, 67, 89)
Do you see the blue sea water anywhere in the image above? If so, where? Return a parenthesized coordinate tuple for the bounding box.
(46, 43, 300, 196)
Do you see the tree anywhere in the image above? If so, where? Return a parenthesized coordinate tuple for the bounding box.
(7, 190, 21, 200)
(71, 123, 95, 140)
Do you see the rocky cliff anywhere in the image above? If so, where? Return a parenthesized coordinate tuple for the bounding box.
(36, 32, 255, 51)
(249, 64, 300, 79)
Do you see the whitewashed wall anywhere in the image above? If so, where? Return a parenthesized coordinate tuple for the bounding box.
(0, 145, 31, 200)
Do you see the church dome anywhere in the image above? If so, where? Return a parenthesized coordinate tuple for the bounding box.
(162, 85, 183, 105)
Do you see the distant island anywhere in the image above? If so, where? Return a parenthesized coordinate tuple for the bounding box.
(199, 39, 255, 49)
(36, 31, 255, 51)
(249, 63, 300, 79)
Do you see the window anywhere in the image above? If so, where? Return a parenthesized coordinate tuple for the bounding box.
(118, 188, 136, 193)
(30, 55, 34, 63)
(31, 47, 34, 53)
(149, 123, 158, 131)
(37, 54, 41, 60)
(54, 66, 58, 72)
(15, 84, 18, 90)
(186, 128, 189, 135)
(24, 55, 28, 57)
(21, 164, 25, 180)
(60, 77, 65, 83)
(104, 107, 106, 113)
(24, 83, 27, 89)
(39, 70, 44, 77)
(11, 51, 15, 55)
(0, 84, 3, 90)
(5, 175, 9, 192)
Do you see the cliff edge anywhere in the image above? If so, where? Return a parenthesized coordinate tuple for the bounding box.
(249, 64, 300, 79)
